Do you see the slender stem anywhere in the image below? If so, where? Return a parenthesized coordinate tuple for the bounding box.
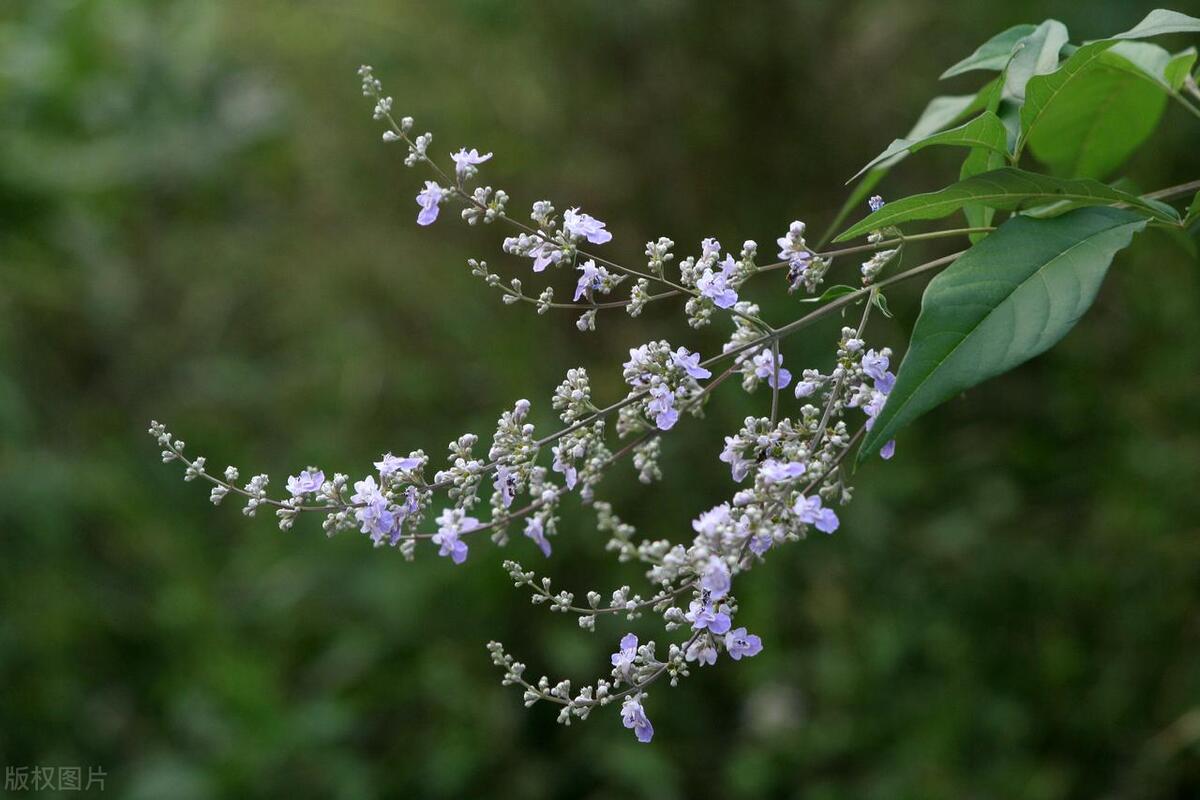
(501, 285, 679, 311)
(816, 226, 994, 258)
(809, 287, 875, 453)
(1142, 178, 1200, 203)
(769, 340, 781, 425)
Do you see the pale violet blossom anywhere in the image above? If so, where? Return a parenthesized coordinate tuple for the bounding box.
(451, 147, 492, 181)
(562, 208, 612, 244)
(611, 633, 638, 677)
(416, 181, 446, 226)
(696, 255, 738, 308)
(751, 350, 792, 389)
(793, 494, 839, 534)
(621, 696, 654, 744)
(432, 508, 479, 564)
(574, 259, 603, 301)
(286, 469, 325, 497)
(523, 515, 551, 557)
(685, 637, 719, 666)
(686, 599, 732, 634)
(701, 556, 731, 600)
(376, 452, 421, 479)
(671, 347, 712, 380)
(724, 627, 763, 660)
(759, 459, 806, 484)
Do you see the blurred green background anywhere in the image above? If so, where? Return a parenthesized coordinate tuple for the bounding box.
(3, 1, 1200, 798)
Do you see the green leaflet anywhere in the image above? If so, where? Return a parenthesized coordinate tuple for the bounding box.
(834, 168, 1177, 242)
(940, 24, 1038, 79)
(1110, 8, 1200, 39)
(1004, 20, 1070, 102)
(1018, 10, 1200, 158)
(1185, 191, 1200, 228)
(848, 112, 1010, 182)
(1024, 45, 1168, 179)
(1165, 47, 1198, 89)
(858, 207, 1148, 461)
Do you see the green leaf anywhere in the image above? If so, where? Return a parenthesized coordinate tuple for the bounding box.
(1019, 10, 1200, 157)
(940, 24, 1038, 79)
(1005, 20, 1070, 101)
(859, 207, 1147, 460)
(1018, 41, 1117, 156)
(1185, 191, 1200, 227)
(834, 168, 1177, 242)
(1110, 8, 1200, 40)
(1024, 46, 1168, 179)
(1104, 41, 1177, 89)
(849, 112, 1010, 182)
(959, 74, 1009, 240)
(1165, 47, 1198, 89)
(817, 87, 992, 247)
(959, 146, 1006, 241)
(799, 284, 858, 304)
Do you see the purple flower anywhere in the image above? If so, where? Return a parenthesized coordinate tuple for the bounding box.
(860, 349, 890, 382)
(351, 476, 398, 543)
(647, 385, 678, 431)
(700, 557, 731, 600)
(432, 508, 479, 565)
(880, 439, 896, 460)
(286, 469, 325, 497)
(794, 494, 839, 534)
(686, 599, 732, 634)
(611, 633, 638, 676)
(752, 350, 792, 389)
(696, 265, 738, 308)
(692, 503, 731, 538)
(794, 378, 818, 398)
(415, 181, 445, 226)
(671, 347, 712, 380)
(724, 627, 763, 660)
(749, 532, 774, 555)
(573, 259, 603, 301)
(685, 637, 719, 666)
(523, 516, 551, 557)
(862, 387, 890, 431)
(376, 452, 421, 479)
(402, 486, 421, 515)
(759, 459, 806, 484)
(786, 253, 813, 291)
(529, 238, 566, 273)
(621, 697, 654, 744)
(868, 195, 885, 212)
(562, 208, 612, 244)
(875, 370, 896, 395)
(719, 437, 752, 482)
(451, 147, 492, 181)
(494, 466, 516, 508)
(776, 220, 808, 263)
(551, 445, 578, 490)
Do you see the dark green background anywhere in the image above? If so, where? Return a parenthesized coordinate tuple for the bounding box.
(3, 1, 1199, 798)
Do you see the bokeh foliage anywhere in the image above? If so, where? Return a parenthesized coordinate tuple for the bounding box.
(2, 1, 1199, 798)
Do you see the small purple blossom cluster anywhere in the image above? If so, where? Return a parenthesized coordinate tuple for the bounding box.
(622, 342, 712, 431)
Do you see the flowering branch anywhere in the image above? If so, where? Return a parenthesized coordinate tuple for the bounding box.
(151, 6, 1200, 743)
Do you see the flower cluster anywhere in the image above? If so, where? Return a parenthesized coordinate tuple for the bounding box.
(150, 66, 930, 744)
